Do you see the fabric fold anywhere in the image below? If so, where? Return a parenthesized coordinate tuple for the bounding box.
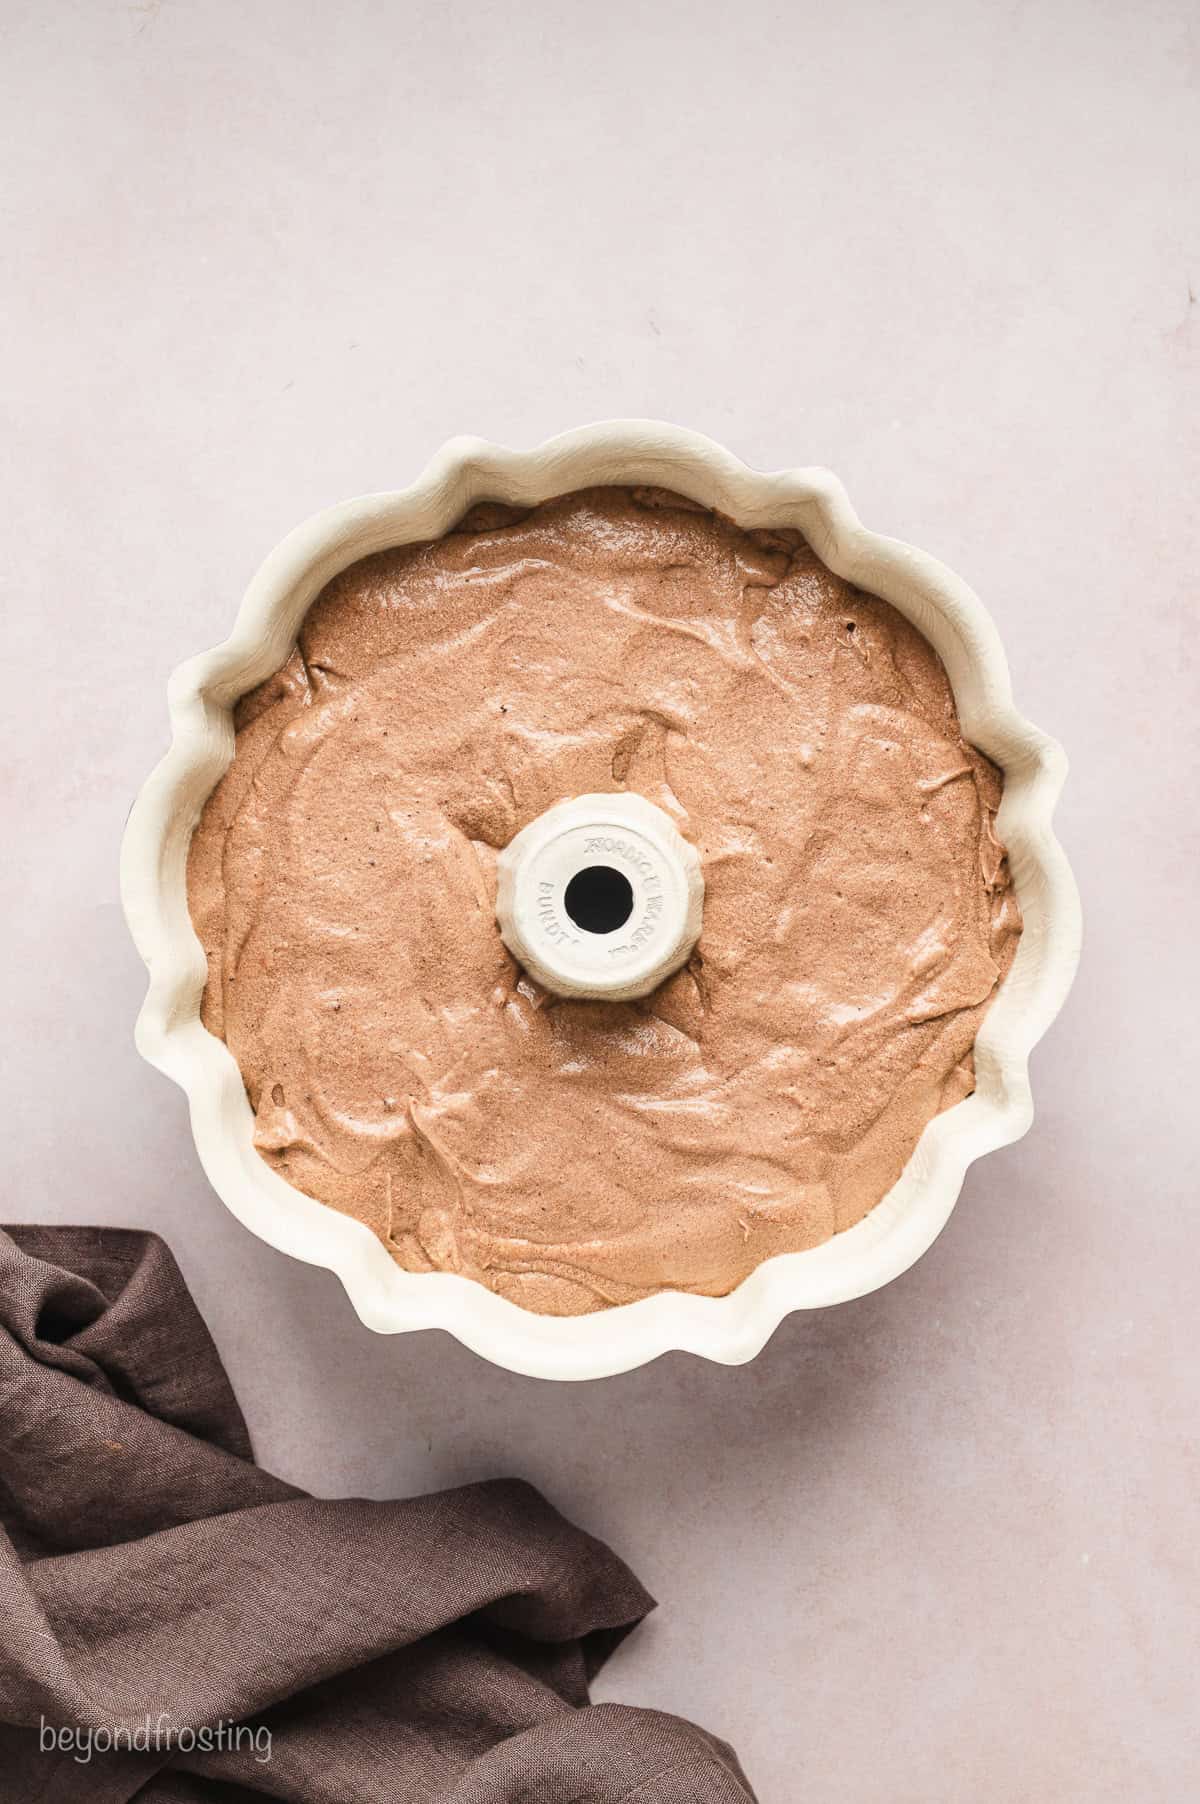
(0, 1226, 755, 1802)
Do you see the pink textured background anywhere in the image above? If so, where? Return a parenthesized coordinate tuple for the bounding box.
(3, 2, 1196, 1797)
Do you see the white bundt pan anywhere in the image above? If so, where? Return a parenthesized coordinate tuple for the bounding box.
(120, 422, 1081, 1380)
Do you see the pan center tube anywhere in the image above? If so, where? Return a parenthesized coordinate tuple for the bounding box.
(494, 792, 704, 1001)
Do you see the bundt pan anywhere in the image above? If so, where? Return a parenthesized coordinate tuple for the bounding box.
(120, 422, 1081, 1379)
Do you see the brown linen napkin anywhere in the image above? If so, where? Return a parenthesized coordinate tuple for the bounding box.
(0, 1226, 755, 1803)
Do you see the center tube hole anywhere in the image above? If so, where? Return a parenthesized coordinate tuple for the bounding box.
(563, 864, 635, 935)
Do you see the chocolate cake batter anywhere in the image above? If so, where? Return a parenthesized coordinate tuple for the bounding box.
(188, 488, 1021, 1315)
